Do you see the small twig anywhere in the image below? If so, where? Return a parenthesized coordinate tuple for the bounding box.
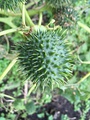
(0, 93, 15, 100)
(24, 80, 28, 104)
(27, 83, 36, 97)
(3, 35, 10, 52)
(15, 113, 20, 120)
(3, 98, 14, 102)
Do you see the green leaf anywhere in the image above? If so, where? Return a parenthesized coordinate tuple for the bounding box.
(0, 117, 6, 120)
(48, 115, 53, 120)
(25, 101, 36, 115)
(37, 113, 45, 118)
(13, 99, 25, 110)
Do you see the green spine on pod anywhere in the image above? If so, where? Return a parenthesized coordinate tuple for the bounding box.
(16, 30, 73, 88)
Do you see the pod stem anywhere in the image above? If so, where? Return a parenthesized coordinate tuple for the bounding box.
(19, 2, 35, 27)
(22, 1, 26, 27)
(0, 28, 22, 36)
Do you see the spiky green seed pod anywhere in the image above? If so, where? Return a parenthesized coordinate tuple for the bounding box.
(45, 0, 79, 8)
(0, 0, 25, 10)
(16, 30, 73, 88)
(45, 0, 71, 8)
(54, 6, 78, 28)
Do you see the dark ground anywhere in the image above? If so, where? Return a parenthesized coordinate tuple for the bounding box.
(27, 96, 89, 120)
(28, 96, 80, 120)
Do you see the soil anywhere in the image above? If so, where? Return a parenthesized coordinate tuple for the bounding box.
(28, 96, 80, 120)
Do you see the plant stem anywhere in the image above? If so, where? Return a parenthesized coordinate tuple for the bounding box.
(28, 4, 52, 17)
(78, 55, 90, 64)
(38, 12, 43, 25)
(4, 35, 10, 52)
(25, 9, 35, 26)
(0, 28, 21, 36)
(27, 83, 36, 97)
(0, 93, 15, 100)
(24, 80, 28, 104)
(0, 9, 21, 16)
(19, 3, 35, 27)
(22, 1, 26, 26)
(0, 57, 17, 81)
(77, 72, 90, 84)
(0, 17, 17, 28)
(78, 21, 90, 33)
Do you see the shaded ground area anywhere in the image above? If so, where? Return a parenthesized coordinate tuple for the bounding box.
(28, 96, 80, 120)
